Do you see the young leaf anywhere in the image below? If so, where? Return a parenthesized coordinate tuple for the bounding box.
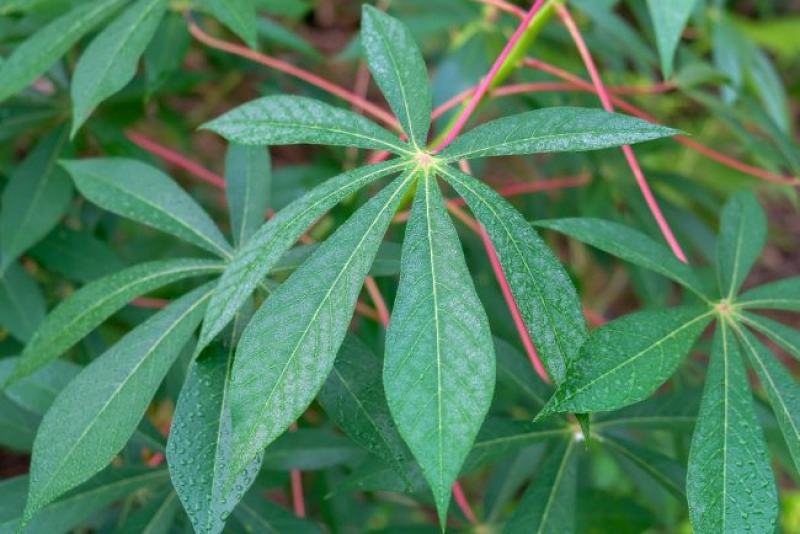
(8, 259, 222, 385)
(646, 0, 699, 79)
(534, 218, 706, 297)
(361, 5, 432, 147)
(203, 95, 409, 154)
(740, 312, 800, 360)
(537, 307, 713, 417)
(225, 143, 271, 247)
(0, 0, 126, 103)
(232, 491, 325, 534)
(734, 327, 800, 473)
(716, 190, 766, 298)
(438, 108, 680, 161)
(602, 435, 686, 498)
(70, 0, 168, 135)
(0, 127, 72, 271)
(197, 0, 257, 49)
(317, 335, 413, 476)
(115, 490, 179, 534)
(198, 160, 403, 351)
(385, 174, 495, 523)
(687, 323, 778, 533)
(21, 284, 212, 522)
(440, 165, 586, 384)
(736, 275, 800, 311)
(228, 171, 414, 477)
(61, 158, 232, 258)
(0, 261, 45, 344)
(167, 343, 262, 534)
(503, 439, 577, 534)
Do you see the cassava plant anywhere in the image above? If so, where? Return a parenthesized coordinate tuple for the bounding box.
(0, 1, 798, 533)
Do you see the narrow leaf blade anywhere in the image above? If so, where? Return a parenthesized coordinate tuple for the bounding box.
(0, 261, 45, 344)
(232, 491, 325, 534)
(646, 0, 699, 79)
(737, 275, 800, 312)
(716, 190, 767, 298)
(198, 0, 257, 49)
(603, 435, 686, 498)
(225, 143, 271, 247)
(740, 312, 800, 360)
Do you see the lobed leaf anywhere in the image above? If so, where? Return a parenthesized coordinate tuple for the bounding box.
(197, 0, 257, 49)
(225, 143, 272, 247)
(0, 0, 126, 103)
(8, 258, 222, 386)
(495, 337, 553, 408)
(28, 226, 126, 284)
(537, 306, 713, 417)
(740, 312, 800, 360)
(602, 435, 686, 498)
(686, 323, 777, 534)
(716, 190, 766, 298)
(22, 284, 212, 523)
(70, 0, 168, 135)
(62, 158, 232, 258)
(203, 95, 409, 154)
(440, 165, 585, 384)
(592, 390, 701, 432)
(384, 174, 495, 523)
(736, 275, 800, 311)
(115, 490, 180, 534)
(261, 429, 366, 471)
(465, 418, 571, 473)
(272, 242, 402, 277)
(0, 358, 80, 415)
(232, 491, 325, 534)
(361, 5, 432, 147)
(646, 0, 699, 79)
(0, 261, 45, 344)
(438, 108, 680, 161)
(227, 171, 415, 477)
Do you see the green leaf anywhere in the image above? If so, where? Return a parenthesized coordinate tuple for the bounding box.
(734, 327, 800, 473)
(198, 160, 402, 352)
(716, 190, 766, 298)
(534, 218, 706, 297)
(22, 284, 212, 522)
(317, 335, 412, 475)
(592, 390, 701, 431)
(232, 490, 325, 534)
(8, 258, 221, 385)
(646, 0, 699, 79)
(538, 307, 713, 417)
(438, 108, 680, 161)
(256, 17, 322, 60)
(70, 0, 168, 135)
(272, 242, 402, 277)
(0, 261, 45, 344)
(0, 127, 72, 270)
(361, 5, 432, 147)
(384, 174, 494, 523)
(28, 226, 126, 284)
(0, 358, 80, 415)
(602, 435, 686, 498)
(1, 468, 169, 534)
(225, 143, 271, 247)
(203, 95, 409, 154)
(736, 275, 800, 311)
(740, 312, 800, 360)
(0, 0, 126, 103)
(440, 166, 585, 384)
(0, 397, 37, 452)
(198, 0, 257, 49)
(686, 322, 777, 534)
(465, 418, 571, 473)
(261, 429, 366, 471)
(228, 171, 414, 477)
(61, 158, 232, 258)
(495, 337, 552, 408)
(115, 490, 180, 534)
(143, 12, 190, 95)
(503, 439, 577, 534)
(167, 343, 261, 534)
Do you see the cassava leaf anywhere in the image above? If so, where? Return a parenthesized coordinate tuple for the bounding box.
(465, 418, 571, 473)
(61, 158, 232, 258)
(592, 390, 701, 432)
(736, 275, 800, 311)
(22, 284, 212, 523)
(361, 5, 432, 147)
(198, 160, 403, 352)
(0, 358, 80, 415)
(261, 429, 366, 471)
(534, 218, 706, 297)
(686, 322, 777, 534)
(203, 95, 409, 154)
(602, 435, 686, 498)
(716, 190, 766, 298)
(28, 226, 126, 284)
(384, 174, 495, 523)
(8, 259, 222, 386)
(537, 306, 713, 417)
(646, 0, 699, 79)
(740, 312, 800, 360)
(495, 337, 553, 408)
(232, 491, 325, 534)
(440, 165, 585, 384)
(228, 171, 414, 477)
(70, 0, 168, 135)
(272, 242, 402, 277)
(0, 0, 126, 103)
(197, 0, 257, 49)
(115, 489, 179, 534)
(0, 397, 37, 452)
(225, 143, 272, 247)
(438, 108, 680, 161)
(0, 261, 45, 344)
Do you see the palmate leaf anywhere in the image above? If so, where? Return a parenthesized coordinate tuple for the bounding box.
(197, 0, 257, 49)
(537, 306, 713, 417)
(198, 160, 404, 352)
(362, 5, 432, 147)
(167, 343, 262, 534)
(646, 0, 699, 79)
(440, 165, 585, 384)
(740, 312, 800, 360)
(686, 322, 777, 534)
(203, 95, 409, 155)
(22, 284, 213, 523)
(716, 190, 766, 298)
(7, 258, 222, 386)
(737, 275, 800, 311)
(0, 0, 126, 103)
(602, 435, 686, 499)
(438, 108, 680, 161)
(227, 171, 415, 477)
(225, 143, 272, 247)
(592, 390, 701, 432)
(61, 158, 232, 258)
(70, 0, 168, 135)
(384, 174, 495, 523)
